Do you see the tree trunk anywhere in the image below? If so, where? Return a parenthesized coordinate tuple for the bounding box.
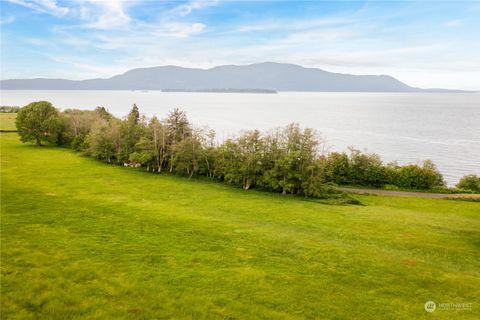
(205, 156, 212, 177)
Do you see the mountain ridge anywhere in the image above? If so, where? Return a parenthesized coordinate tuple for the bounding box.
(0, 62, 469, 92)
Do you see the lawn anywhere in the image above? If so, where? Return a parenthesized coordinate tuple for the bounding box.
(1, 132, 479, 319)
(0, 113, 17, 131)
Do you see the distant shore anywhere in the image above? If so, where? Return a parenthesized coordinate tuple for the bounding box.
(161, 88, 278, 94)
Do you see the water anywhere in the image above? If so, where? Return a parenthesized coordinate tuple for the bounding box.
(1, 90, 479, 185)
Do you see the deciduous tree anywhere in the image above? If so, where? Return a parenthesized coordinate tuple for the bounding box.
(15, 101, 64, 146)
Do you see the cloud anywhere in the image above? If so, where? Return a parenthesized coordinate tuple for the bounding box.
(24, 37, 50, 46)
(44, 53, 126, 78)
(50, 0, 210, 36)
(280, 27, 361, 44)
(153, 22, 206, 38)
(296, 45, 444, 68)
(0, 16, 16, 24)
(9, 0, 138, 29)
(172, 0, 219, 17)
(6, 0, 68, 16)
(444, 19, 462, 27)
(230, 17, 353, 33)
(85, 1, 132, 29)
(72, 0, 134, 29)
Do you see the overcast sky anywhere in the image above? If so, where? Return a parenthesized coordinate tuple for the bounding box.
(1, 0, 479, 90)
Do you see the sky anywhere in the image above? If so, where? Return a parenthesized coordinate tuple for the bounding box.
(1, 0, 479, 90)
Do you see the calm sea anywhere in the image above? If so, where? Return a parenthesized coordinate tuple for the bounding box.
(1, 90, 479, 185)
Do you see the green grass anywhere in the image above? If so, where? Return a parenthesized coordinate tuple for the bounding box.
(0, 113, 17, 131)
(1, 133, 479, 319)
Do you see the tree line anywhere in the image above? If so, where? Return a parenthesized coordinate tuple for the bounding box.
(0, 106, 20, 113)
(15, 101, 480, 195)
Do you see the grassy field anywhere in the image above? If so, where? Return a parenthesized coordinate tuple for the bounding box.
(1, 132, 479, 319)
(0, 113, 17, 131)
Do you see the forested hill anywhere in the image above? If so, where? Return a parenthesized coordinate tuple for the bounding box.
(0, 62, 464, 92)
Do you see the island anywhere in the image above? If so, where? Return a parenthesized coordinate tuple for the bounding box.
(161, 88, 278, 94)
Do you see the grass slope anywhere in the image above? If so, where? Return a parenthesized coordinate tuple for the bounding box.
(1, 133, 479, 319)
(0, 113, 17, 131)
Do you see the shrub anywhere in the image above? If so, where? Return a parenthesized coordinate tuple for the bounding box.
(323, 152, 350, 185)
(348, 149, 387, 187)
(456, 174, 480, 192)
(395, 161, 444, 189)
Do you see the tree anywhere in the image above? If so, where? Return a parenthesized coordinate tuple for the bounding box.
(130, 136, 156, 171)
(264, 124, 321, 195)
(323, 152, 350, 185)
(118, 104, 143, 161)
(94, 106, 112, 120)
(236, 130, 265, 190)
(395, 160, 444, 189)
(62, 109, 97, 150)
(166, 108, 191, 172)
(86, 118, 116, 162)
(166, 108, 190, 142)
(216, 139, 243, 186)
(172, 129, 203, 178)
(15, 101, 64, 146)
(197, 128, 217, 177)
(128, 103, 140, 124)
(148, 116, 167, 172)
(348, 149, 387, 187)
(456, 174, 480, 192)
(0, 106, 19, 113)
(302, 160, 330, 198)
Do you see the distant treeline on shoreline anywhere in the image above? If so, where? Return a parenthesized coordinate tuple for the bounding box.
(0, 106, 19, 113)
(161, 88, 277, 94)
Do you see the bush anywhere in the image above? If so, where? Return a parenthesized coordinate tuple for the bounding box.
(456, 174, 480, 192)
(395, 161, 444, 190)
(348, 149, 388, 187)
(321, 151, 444, 191)
(323, 152, 350, 185)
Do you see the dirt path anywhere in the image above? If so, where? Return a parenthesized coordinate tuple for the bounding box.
(337, 187, 480, 199)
